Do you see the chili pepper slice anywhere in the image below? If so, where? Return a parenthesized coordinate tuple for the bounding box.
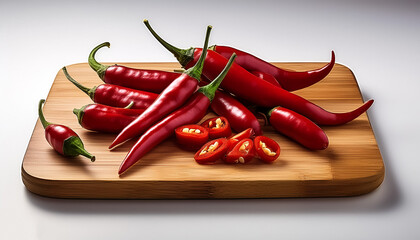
(254, 136, 280, 163)
(268, 106, 329, 150)
(210, 45, 335, 91)
(88, 42, 180, 93)
(251, 70, 282, 88)
(224, 138, 255, 164)
(38, 99, 95, 161)
(200, 116, 232, 139)
(143, 20, 373, 126)
(109, 25, 212, 150)
(210, 91, 262, 136)
(226, 128, 255, 152)
(118, 53, 236, 175)
(63, 67, 158, 109)
(175, 124, 209, 151)
(73, 103, 145, 133)
(194, 138, 229, 164)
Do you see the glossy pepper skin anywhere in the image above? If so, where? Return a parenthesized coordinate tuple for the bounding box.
(194, 138, 229, 164)
(88, 42, 180, 94)
(143, 20, 373, 126)
(118, 53, 237, 175)
(38, 99, 95, 161)
(175, 124, 209, 151)
(210, 91, 262, 136)
(251, 70, 282, 88)
(73, 103, 145, 133)
(63, 67, 158, 109)
(268, 106, 329, 150)
(254, 136, 280, 163)
(210, 45, 335, 91)
(226, 128, 255, 152)
(109, 25, 212, 150)
(200, 116, 232, 139)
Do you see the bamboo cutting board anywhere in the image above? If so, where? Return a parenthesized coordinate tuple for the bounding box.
(21, 62, 384, 199)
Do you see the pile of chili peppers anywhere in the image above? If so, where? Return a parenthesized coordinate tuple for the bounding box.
(38, 19, 374, 175)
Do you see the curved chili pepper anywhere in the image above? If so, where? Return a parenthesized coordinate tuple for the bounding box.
(175, 124, 209, 151)
(251, 70, 282, 88)
(88, 42, 180, 93)
(210, 45, 335, 91)
(226, 128, 255, 152)
(224, 138, 255, 164)
(268, 106, 329, 150)
(109, 26, 212, 150)
(118, 53, 236, 175)
(38, 99, 95, 161)
(143, 20, 373, 126)
(210, 91, 262, 135)
(200, 116, 232, 139)
(194, 138, 229, 164)
(63, 67, 157, 109)
(254, 136, 280, 163)
(73, 103, 145, 133)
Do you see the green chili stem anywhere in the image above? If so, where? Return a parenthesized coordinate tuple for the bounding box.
(183, 25, 212, 81)
(38, 99, 51, 129)
(88, 42, 111, 80)
(62, 67, 96, 100)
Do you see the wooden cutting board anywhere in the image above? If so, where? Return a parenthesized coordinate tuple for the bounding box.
(21, 62, 384, 199)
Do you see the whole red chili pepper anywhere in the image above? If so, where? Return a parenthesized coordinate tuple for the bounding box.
(109, 25, 212, 150)
(73, 103, 145, 133)
(175, 124, 209, 151)
(254, 136, 280, 163)
(143, 20, 373, 126)
(224, 138, 255, 164)
(194, 138, 229, 164)
(63, 67, 158, 109)
(200, 116, 232, 139)
(210, 45, 335, 91)
(38, 99, 95, 161)
(251, 70, 282, 88)
(268, 106, 329, 150)
(210, 91, 262, 136)
(88, 42, 180, 93)
(118, 54, 236, 175)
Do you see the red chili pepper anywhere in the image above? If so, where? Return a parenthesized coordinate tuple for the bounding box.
(38, 99, 95, 161)
(194, 138, 229, 164)
(210, 45, 335, 91)
(73, 102, 145, 133)
(175, 124, 209, 151)
(63, 67, 157, 109)
(224, 138, 255, 164)
(200, 116, 232, 139)
(118, 53, 236, 175)
(251, 70, 282, 88)
(210, 91, 262, 136)
(88, 42, 180, 94)
(268, 106, 329, 150)
(109, 26, 212, 150)
(226, 128, 255, 152)
(143, 20, 373, 126)
(254, 136, 280, 163)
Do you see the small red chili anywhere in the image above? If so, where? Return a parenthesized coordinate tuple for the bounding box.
(88, 42, 180, 94)
(175, 124, 209, 151)
(224, 138, 255, 164)
(226, 128, 255, 152)
(38, 99, 95, 161)
(201, 116, 232, 139)
(73, 102, 145, 133)
(254, 136, 280, 163)
(194, 138, 229, 164)
(63, 67, 157, 109)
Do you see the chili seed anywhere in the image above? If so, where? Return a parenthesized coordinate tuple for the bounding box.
(238, 157, 245, 164)
(182, 128, 189, 133)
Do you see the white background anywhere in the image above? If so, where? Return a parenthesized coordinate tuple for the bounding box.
(1, 0, 419, 239)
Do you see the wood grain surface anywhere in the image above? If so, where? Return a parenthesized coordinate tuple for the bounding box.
(21, 62, 384, 199)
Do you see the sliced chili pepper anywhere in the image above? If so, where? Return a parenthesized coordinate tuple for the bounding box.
(194, 138, 229, 164)
(88, 42, 180, 94)
(251, 70, 282, 88)
(118, 53, 236, 175)
(73, 103, 145, 133)
(210, 91, 262, 136)
(224, 138, 255, 164)
(109, 25, 212, 150)
(63, 67, 157, 109)
(143, 20, 373, 126)
(200, 116, 232, 139)
(226, 128, 255, 152)
(38, 99, 95, 161)
(254, 136, 280, 163)
(210, 45, 335, 91)
(175, 124, 209, 151)
(268, 106, 329, 150)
